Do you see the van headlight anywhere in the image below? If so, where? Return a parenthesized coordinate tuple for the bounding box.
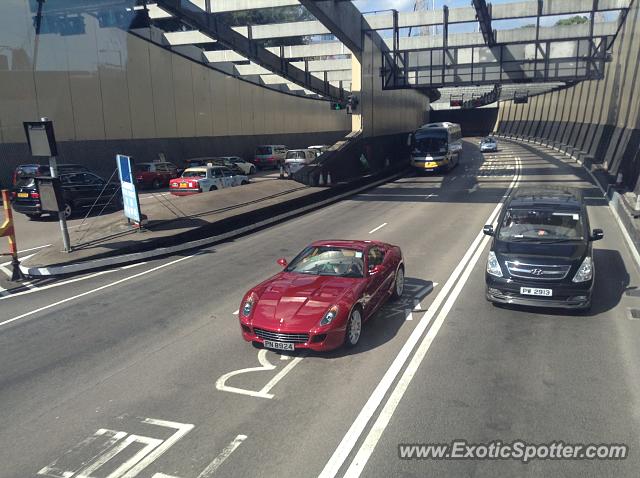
(486, 251, 503, 277)
(572, 257, 593, 283)
(319, 305, 339, 326)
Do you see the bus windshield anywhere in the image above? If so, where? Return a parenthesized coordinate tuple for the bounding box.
(414, 135, 447, 155)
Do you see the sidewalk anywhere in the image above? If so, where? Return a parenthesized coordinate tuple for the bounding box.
(19, 171, 402, 276)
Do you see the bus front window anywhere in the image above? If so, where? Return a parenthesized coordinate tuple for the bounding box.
(414, 136, 447, 155)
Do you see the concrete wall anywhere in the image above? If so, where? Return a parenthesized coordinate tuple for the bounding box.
(0, 0, 349, 183)
(494, 1, 640, 191)
(353, 33, 429, 138)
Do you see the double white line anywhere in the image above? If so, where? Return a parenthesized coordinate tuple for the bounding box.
(319, 157, 522, 478)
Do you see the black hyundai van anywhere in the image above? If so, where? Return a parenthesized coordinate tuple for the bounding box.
(483, 187, 603, 310)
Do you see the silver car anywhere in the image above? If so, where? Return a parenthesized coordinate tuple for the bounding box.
(480, 137, 498, 152)
(284, 149, 318, 175)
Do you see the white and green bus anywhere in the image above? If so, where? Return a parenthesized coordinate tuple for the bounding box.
(407, 122, 462, 173)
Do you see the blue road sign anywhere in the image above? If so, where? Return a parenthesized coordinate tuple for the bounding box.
(116, 154, 141, 223)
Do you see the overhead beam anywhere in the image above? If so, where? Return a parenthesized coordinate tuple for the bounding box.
(471, 0, 496, 46)
(218, 0, 629, 40)
(298, 0, 364, 56)
(203, 42, 351, 63)
(154, 0, 342, 99)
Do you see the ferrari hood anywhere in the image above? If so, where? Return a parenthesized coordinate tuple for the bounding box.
(252, 273, 357, 328)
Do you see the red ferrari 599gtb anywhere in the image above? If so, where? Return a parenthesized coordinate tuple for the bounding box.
(238, 240, 404, 352)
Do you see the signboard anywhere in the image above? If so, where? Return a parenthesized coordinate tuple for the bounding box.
(116, 154, 141, 223)
(23, 121, 58, 157)
(35, 177, 63, 213)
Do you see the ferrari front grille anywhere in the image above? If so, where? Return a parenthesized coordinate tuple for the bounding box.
(254, 328, 309, 344)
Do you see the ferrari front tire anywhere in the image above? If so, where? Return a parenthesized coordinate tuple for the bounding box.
(391, 265, 404, 300)
(345, 307, 363, 348)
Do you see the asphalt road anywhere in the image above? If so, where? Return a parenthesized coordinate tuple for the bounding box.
(1, 139, 639, 478)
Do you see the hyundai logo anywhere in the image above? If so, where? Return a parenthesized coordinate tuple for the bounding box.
(529, 269, 545, 276)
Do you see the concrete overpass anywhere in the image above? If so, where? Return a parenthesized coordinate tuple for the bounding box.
(0, 0, 636, 186)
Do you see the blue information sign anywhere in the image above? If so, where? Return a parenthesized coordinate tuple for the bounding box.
(116, 154, 141, 223)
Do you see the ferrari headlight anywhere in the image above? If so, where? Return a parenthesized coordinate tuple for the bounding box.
(320, 305, 339, 326)
(242, 292, 258, 317)
(572, 257, 593, 283)
(486, 251, 503, 277)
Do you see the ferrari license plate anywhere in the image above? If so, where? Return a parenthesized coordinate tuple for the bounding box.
(179, 182, 188, 188)
(17, 192, 29, 198)
(263, 340, 295, 351)
(520, 287, 552, 297)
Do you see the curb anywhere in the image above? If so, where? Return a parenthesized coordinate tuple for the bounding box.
(496, 135, 640, 272)
(21, 172, 405, 277)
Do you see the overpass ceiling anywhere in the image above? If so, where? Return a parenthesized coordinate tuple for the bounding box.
(139, 0, 631, 106)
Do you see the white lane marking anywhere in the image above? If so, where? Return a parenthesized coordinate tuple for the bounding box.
(232, 309, 239, 316)
(17, 244, 51, 254)
(318, 157, 520, 478)
(215, 350, 277, 399)
(404, 309, 412, 321)
(1, 253, 37, 268)
(425, 193, 437, 199)
(368, 223, 388, 234)
(215, 349, 304, 399)
(152, 474, 181, 478)
(0, 265, 12, 278)
(0, 269, 116, 301)
(258, 355, 304, 396)
(21, 281, 37, 290)
(118, 418, 194, 478)
(120, 261, 147, 270)
(196, 435, 247, 478)
(468, 184, 479, 193)
(0, 285, 8, 297)
(0, 254, 198, 328)
(344, 234, 493, 477)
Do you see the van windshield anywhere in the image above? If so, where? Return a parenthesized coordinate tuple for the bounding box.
(256, 146, 273, 155)
(498, 208, 584, 241)
(286, 151, 306, 160)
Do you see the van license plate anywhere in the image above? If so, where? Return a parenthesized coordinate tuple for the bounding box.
(520, 287, 552, 297)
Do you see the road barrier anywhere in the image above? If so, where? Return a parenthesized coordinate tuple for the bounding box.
(0, 190, 24, 281)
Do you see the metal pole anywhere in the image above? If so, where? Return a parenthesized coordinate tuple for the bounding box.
(48, 155, 71, 252)
(40, 117, 71, 253)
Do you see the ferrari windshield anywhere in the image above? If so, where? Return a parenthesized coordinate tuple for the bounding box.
(498, 208, 584, 241)
(285, 246, 365, 278)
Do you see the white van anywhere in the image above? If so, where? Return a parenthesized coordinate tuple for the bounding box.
(284, 149, 318, 175)
(253, 145, 288, 170)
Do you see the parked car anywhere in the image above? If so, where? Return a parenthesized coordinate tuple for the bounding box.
(284, 149, 318, 175)
(11, 163, 88, 187)
(480, 137, 498, 152)
(483, 187, 603, 311)
(12, 170, 122, 220)
(253, 145, 287, 170)
(169, 166, 249, 196)
(213, 157, 256, 175)
(238, 240, 405, 351)
(134, 161, 178, 189)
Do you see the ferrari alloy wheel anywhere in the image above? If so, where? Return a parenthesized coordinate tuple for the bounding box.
(392, 266, 404, 299)
(345, 308, 362, 348)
